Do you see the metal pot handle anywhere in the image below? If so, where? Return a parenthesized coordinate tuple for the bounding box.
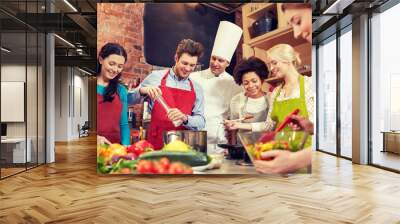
(166, 132, 182, 142)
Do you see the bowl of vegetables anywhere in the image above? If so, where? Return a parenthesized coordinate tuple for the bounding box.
(238, 131, 308, 162)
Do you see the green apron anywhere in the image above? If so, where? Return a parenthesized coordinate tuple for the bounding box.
(270, 76, 312, 148)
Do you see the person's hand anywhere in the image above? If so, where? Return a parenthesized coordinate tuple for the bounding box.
(253, 149, 312, 174)
(139, 86, 162, 100)
(167, 108, 188, 123)
(253, 150, 295, 174)
(97, 135, 111, 146)
(288, 115, 314, 135)
(224, 120, 241, 130)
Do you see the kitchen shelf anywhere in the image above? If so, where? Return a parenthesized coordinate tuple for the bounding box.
(241, 3, 311, 76)
(248, 26, 306, 50)
(246, 3, 275, 20)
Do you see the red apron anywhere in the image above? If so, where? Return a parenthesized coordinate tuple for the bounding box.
(97, 93, 122, 144)
(147, 70, 196, 150)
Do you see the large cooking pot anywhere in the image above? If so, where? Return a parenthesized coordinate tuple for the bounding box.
(163, 130, 207, 153)
(251, 13, 277, 38)
(217, 144, 244, 160)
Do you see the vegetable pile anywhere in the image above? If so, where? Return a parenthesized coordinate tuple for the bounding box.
(245, 131, 306, 161)
(97, 140, 211, 174)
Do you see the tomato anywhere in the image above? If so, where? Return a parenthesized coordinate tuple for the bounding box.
(137, 160, 154, 174)
(159, 157, 170, 170)
(143, 160, 154, 173)
(168, 163, 184, 174)
(153, 163, 169, 174)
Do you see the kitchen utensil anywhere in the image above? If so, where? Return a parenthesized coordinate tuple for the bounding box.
(163, 130, 207, 153)
(251, 12, 277, 38)
(156, 95, 182, 127)
(222, 114, 255, 124)
(258, 108, 300, 143)
(217, 143, 244, 160)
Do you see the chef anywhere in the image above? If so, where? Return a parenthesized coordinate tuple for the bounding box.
(128, 39, 206, 150)
(190, 21, 243, 154)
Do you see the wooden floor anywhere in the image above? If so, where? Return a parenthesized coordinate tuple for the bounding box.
(0, 136, 400, 223)
(1, 167, 26, 178)
(372, 150, 400, 171)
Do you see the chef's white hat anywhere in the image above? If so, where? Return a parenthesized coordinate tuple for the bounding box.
(211, 21, 243, 62)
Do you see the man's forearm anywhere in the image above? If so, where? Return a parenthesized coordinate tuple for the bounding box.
(183, 115, 205, 130)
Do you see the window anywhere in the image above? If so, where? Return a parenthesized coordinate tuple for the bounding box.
(370, 3, 400, 171)
(317, 36, 337, 154)
(339, 27, 352, 158)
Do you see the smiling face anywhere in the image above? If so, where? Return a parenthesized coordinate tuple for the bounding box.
(174, 53, 198, 79)
(99, 54, 126, 81)
(209, 55, 229, 76)
(284, 8, 312, 43)
(265, 55, 291, 79)
(242, 71, 263, 98)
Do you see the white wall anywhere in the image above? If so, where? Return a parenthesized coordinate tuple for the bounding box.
(1, 65, 29, 138)
(54, 66, 89, 141)
(1, 63, 45, 163)
(55, 66, 69, 141)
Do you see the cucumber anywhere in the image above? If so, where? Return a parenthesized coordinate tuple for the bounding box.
(138, 150, 210, 167)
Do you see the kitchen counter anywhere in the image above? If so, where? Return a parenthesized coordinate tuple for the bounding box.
(195, 158, 310, 174)
(195, 158, 258, 174)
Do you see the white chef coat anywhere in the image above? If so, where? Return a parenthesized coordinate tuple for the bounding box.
(190, 68, 243, 154)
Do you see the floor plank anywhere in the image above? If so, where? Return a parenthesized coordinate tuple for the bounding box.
(0, 135, 399, 223)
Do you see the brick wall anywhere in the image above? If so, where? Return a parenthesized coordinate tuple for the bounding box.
(235, 9, 243, 64)
(97, 3, 151, 127)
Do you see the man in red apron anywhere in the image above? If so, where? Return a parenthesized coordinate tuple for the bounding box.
(128, 39, 206, 149)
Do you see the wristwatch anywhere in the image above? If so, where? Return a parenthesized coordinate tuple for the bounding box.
(183, 115, 189, 125)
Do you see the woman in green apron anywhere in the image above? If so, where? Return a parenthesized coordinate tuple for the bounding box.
(253, 44, 314, 174)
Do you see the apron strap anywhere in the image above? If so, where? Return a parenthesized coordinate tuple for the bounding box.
(160, 69, 170, 87)
(241, 94, 269, 115)
(299, 75, 305, 99)
(160, 68, 195, 92)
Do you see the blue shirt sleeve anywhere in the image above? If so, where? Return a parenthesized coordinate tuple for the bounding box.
(118, 84, 131, 146)
(127, 71, 163, 108)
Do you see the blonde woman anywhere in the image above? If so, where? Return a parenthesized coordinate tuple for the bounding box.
(254, 44, 314, 174)
(281, 3, 312, 44)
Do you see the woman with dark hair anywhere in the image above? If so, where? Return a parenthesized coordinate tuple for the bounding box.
(97, 42, 130, 146)
(224, 56, 270, 132)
